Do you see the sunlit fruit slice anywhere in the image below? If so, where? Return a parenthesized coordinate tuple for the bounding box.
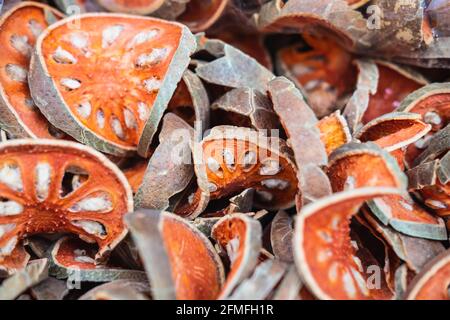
(29, 13, 196, 156)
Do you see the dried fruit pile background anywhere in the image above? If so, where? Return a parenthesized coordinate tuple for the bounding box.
(0, 0, 449, 300)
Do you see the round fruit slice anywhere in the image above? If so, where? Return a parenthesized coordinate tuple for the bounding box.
(49, 236, 147, 282)
(355, 112, 431, 152)
(96, 0, 165, 15)
(294, 187, 402, 300)
(177, 0, 229, 33)
(194, 126, 298, 210)
(317, 110, 352, 156)
(126, 210, 225, 300)
(29, 13, 196, 157)
(0, 139, 133, 271)
(276, 34, 356, 117)
(0, 2, 65, 139)
(361, 61, 427, 125)
(212, 213, 262, 299)
(406, 249, 450, 300)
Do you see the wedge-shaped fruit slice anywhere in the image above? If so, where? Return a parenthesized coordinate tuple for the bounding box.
(317, 110, 352, 156)
(49, 236, 147, 282)
(0, 139, 133, 272)
(0, 2, 64, 139)
(126, 210, 225, 300)
(29, 13, 196, 157)
(212, 213, 262, 299)
(194, 126, 298, 210)
(276, 34, 356, 117)
(177, 0, 228, 32)
(406, 249, 450, 300)
(294, 187, 402, 300)
(96, 0, 165, 15)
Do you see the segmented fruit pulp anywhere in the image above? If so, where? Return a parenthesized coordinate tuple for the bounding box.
(0, 142, 131, 258)
(41, 16, 183, 147)
(0, 4, 62, 138)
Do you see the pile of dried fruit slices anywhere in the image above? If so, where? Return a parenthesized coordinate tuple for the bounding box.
(0, 0, 449, 301)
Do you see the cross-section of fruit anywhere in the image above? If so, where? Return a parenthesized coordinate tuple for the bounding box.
(96, 0, 165, 15)
(194, 126, 299, 211)
(294, 187, 401, 300)
(0, 2, 64, 139)
(29, 13, 196, 156)
(0, 139, 133, 273)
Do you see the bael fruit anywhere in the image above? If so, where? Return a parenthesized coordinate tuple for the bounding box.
(96, 0, 165, 15)
(294, 187, 402, 300)
(79, 279, 151, 300)
(29, 277, 69, 300)
(212, 213, 262, 299)
(177, 0, 229, 33)
(0, 139, 133, 272)
(49, 236, 147, 282)
(0, 2, 65, 139)
(317, 110, 352, 156)
(29, 13, 196, 157)
(270, 210, 294, 262)
(406, 249, 450, 300)
(193, 125, 299, 211)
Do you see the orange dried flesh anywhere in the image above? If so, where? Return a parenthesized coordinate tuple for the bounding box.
(167, 80, 196, 126)
(406, 93, 450, 131)
(41, 16, 183, 147)
(54, 237, 97, 269)
(0, 141, 131, 260)
(0, 245, 29, 273)
(162, 215, 222, 300)
(202, 139, 298, 208)
(301, 194, 392, 299)
(178, 0, 228, 32)
(362, 65, 422, 124)
(278, 35, 356, 98)
(0, 4, 63, 138)
(317, 113, 350, 156)
(124, 160, 148, 193)
(419, 182, 450, 217)
(328, 154, 400, 192)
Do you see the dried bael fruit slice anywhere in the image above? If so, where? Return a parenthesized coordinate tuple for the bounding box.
(361, 61, 428, 125)
(126, 210, 225, 300)
(276, 34, 356, 117)
(194, 126, 298, 210)
(177, 0, 228, 32)
(79, 279, 151, 300)
(54, 0, 105, 14)
(96, 0, 165, 15)
(0, 139, 133, 271)
(29, 13, 196, 157)
(0, 258, 48, 300)
(30, 277, 69, 300)
(0, 2, 64, 139)
(49, 236, 147, 282)
(212, 213, 262, 299)
(0, 246, 30, 277)
(317, 111, 352, 156)
(406, 249, 450, 300)
(272, 264, 304, 300)
(354, 112, 431, 153)
(294, 187, 402, 300)
(211, 87, 280, 131)
(270, 210, 294, 262)
(123, 159, 148, 194)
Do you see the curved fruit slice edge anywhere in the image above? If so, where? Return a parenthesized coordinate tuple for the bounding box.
(270, 210, 294, 262)
(177, 0, 229, 33)
(29, 277, 69, 300)
(79, 279, 151, 300)
(318, 110, 352, 156)
(96, 0, 165, 15)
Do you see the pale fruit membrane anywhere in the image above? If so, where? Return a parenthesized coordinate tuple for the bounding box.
(294, 187, 402, 300)
(0, 139, 133, 272)
(96, 0, 165, 15)
(406, 249, 450, 300)
(30, 13, 196, 156)
(211, 213, 262, 299)
(194, 126, 299, 211)
(161, 212, 225, 300)
(0, 2, 64, 138)
(177, 0, 229, 32)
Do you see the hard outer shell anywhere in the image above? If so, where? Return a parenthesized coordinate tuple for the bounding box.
(406, 249, 450, 300)
(355, 112, 432, 152)
(49, 236, 148, 283)
(272, 264, 304, 300)
(79, 279, 151, 300)
(177, 0, 229, 33)
(29, 277, 69, 300)
(0, 2, 65, 139)
(29, 13, 196, 157)
(0, 139, 133, 270)
(317, 110, 352, 156)
(123, 159, 148, 194)
(227, 259, 288, 300)
(211, 87, 280, 131)
(195, 38, 274, 92)
(294, 187, 402, 300)
(152, 0, 189, 21)
(212, 213, 262, 299)
(414, 123, 450, 166)
(96, 0, 165, 15)
(270, 210, 294, 262)
(134, 113, 194, 212)
(0, 258, 48, 300)
(394, 264, 410, 300)
(194, 125, 299, 211)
